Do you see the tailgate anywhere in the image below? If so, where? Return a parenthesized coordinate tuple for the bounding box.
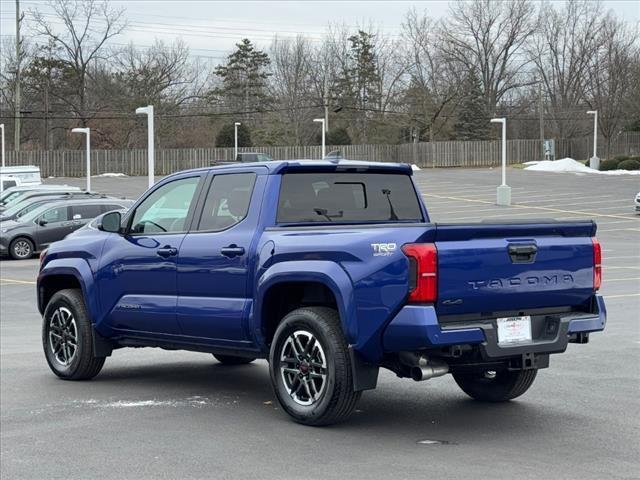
(434, 221, 597, 318)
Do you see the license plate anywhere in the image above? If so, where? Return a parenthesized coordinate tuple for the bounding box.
(497, 316, 532, 345)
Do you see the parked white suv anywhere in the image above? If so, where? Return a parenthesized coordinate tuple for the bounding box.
(635, 192, 640, 214)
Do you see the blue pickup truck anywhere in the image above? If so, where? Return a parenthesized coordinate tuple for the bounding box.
(38, 160, 606, 425)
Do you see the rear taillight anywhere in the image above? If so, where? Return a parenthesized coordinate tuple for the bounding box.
(402, 243, 437, 303)
(592, 237, 601, 291)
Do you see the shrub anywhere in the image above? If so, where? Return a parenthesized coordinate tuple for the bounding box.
(617, 158, 640, 170)
(599, 158, 622, 171)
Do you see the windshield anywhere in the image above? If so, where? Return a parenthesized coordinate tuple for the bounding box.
(277, 172, 423, 224)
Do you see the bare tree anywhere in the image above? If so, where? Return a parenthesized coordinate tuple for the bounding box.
(402, 9, 463, 141)
(585, 15, 638, 159)
(269, 35, 315, 145)
(31, 0, 126, 125)
(440, 0, 538, 115)
(529, 0, 604, 138)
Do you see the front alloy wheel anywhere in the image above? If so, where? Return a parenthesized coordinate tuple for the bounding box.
(42, 289, 105, 380)
(48, 307, 78, 366)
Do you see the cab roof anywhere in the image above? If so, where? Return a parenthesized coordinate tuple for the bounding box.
(182, 159, 413, 176)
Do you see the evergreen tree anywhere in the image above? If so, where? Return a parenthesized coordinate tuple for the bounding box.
(335, 31, 381, 142)
(213, 39, 271, 114)
(454, 70, 491, 140)
(215, 123, 252, 148)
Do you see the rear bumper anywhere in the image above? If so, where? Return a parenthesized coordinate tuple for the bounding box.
(382, 296, 606, 359)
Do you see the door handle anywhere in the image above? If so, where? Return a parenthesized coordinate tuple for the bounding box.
(220, 245, 245, 257)
(157, 246, 178, 258)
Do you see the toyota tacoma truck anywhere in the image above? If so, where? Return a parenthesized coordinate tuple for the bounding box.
(38, 160, 606, 425)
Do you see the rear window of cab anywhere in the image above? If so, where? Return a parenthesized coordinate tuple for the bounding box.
(276, 172, 423, 224)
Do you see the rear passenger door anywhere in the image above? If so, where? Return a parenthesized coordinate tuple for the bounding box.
(70, 204, 103, 232)
(176, 171, 261, 343)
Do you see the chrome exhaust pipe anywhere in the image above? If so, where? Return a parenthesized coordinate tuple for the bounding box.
(410, 357, 449, 382)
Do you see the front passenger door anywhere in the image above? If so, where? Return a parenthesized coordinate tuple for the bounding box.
(97, 175, 203, 336)
(34, 205, 72, 248)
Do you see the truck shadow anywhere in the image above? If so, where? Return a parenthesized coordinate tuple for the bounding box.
(81, 358, 578, 443)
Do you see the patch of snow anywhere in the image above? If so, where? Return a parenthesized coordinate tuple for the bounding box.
(94, 172, 128, 178)
(411, 164, 421, 171)
(524, 157, 640, 175)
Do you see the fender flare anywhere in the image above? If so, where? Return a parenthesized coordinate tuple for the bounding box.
(254, 260, 358, 347)
(38, 258, 99, 324)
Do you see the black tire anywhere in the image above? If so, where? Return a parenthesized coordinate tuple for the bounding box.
(453, 369, 538, 402)
(9, 237, 34, 260)
(212, 354, 256, 365)
(42, 289, 105, 380)
(269, 306, 361, 426)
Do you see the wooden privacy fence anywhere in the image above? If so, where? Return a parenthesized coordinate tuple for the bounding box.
(4, 133, 640, 177)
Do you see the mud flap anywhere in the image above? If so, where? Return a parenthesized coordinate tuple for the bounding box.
(349, 346, 379, 391)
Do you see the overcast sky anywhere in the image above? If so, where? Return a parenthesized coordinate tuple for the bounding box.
(1, 0, 639, 64)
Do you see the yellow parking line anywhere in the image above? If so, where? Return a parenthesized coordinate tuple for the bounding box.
(0, 278, 36, 285)
(422, 193, 638, 220)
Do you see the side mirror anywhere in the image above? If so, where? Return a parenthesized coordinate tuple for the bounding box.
(97, 211, 122, 233)
(38, 218, 48, 227)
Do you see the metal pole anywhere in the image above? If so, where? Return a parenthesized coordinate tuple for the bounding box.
(313, 118, 325, 158)
(86, 130, 91, 192)
(71, 128, 90, 191)
(587, 110, 599, 169)
(234, 122, 241, 160)
(539, 81, 544, 160)
(0, 124, 5, 167)
(491, 118, 510, 206)
(14, 0, 21, 151)
(136, 105, 155, 188)
(592, 111, 598, 158)
(0, 124, 4, 193)
(324, 77, 329, 134)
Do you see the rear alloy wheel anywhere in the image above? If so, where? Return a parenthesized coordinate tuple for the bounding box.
(269, 307, 361, 426)
(453, 368, 538, 402)
(212, 354, 256, 365)
(42, 289, 105, 380)
(9, 237, 34, 260)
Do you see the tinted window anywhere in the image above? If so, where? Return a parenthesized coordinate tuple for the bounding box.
(71, 204, 103, 219)
(40, 206, 70, 224)
(197, 173, 256, 231)
(101, 204, 124, 213)
(277, 173, 423, 224)
(130, 176, 200, 234)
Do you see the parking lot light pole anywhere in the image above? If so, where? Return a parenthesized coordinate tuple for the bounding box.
(491, 117, 511, 206)
(71, 128, 91, 192)
(587, 110, 599, 170)
(0, 123, 5, 167)
(234, 122, 241, 160)
(313, 118, 325, 158)
(136, 105, 155, 188)
(0, 124, 4, 193)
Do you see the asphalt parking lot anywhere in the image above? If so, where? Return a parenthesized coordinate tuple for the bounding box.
(1, 167, 639, 479)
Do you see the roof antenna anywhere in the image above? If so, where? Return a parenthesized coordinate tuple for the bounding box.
(325, 150, 343, 163)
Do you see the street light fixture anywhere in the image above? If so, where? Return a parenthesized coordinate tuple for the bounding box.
(587, 110, 599, 170)
(313, 118, 326, 159)
(136, 105, 155, 188)
(234, 122, 241, 161)
(491, 117, 511, 206)
(71, 127, 91, 192)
